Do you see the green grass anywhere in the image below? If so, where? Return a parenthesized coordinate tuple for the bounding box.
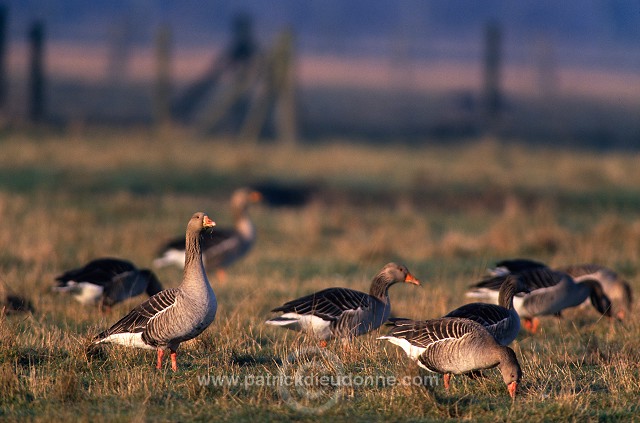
(1, 129, 640, 421)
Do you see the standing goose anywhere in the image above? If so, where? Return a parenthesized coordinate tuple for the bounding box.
(559, 263, 632, 320)
(444, 274, 529, 345)
(379, 317, 521, 398)
(265, 263, 421, 342)
(467, 266, 612, 333)
(54, 258, 163, 311)
(92, 212, 217, 371)
(153, 188, 262, 282)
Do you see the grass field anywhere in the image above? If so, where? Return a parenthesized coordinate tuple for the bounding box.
(1, 129, 640, 421)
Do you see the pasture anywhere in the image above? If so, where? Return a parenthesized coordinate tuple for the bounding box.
(1, 129, 639, 421)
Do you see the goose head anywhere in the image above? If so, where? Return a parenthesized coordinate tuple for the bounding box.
(188, 212, 216, 233)
(231, 188, 263, 214)
(369, 263, 421, 299)
(498, 346, 522, 399)
(582, 279, 614, 318)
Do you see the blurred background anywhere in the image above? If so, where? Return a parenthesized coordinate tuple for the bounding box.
(2, 0, 639, 148)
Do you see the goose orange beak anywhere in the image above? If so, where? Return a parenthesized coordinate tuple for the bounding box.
(203, 216, 216, 228)
(249, 191, 263, 202)
(508, 381, 517, 399)
(404, 273, 421, 286)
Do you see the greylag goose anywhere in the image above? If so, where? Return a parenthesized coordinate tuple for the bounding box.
(0, 281, 34, 314)
(559, 263, 632, 320)
(490, 258, 631, 320)
(467, 265, 612, 333)
(379, 317, 521, 398)
(444, 274, 529, 345)
(265, 263, 421, 343)
(92, 212, 217, 371)
(153, 188, 262, 282)
(54, 258, 163, 311)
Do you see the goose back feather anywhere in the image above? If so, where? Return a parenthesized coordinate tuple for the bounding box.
(445, 274, 527, 345)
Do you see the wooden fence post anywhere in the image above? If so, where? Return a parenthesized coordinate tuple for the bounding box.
(483, 21, 502, 131)
(154, 24, 172, 130)
(28, 20, 45, 122)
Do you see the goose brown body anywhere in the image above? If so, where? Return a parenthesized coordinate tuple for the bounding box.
(379, 317, 521, 398)
(93, 212, 217, 371)
(265, 263, 421, 341)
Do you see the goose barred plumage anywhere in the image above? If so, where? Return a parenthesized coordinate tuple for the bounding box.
(265, 263, 421, 341)
(379, 317, 521, 398)
(445, 274, 529, 345)
(468, 262, 613, 332)
(54, 258, 163, 311)
(153, 188, 262, 282)
(92, 212, 217, 371)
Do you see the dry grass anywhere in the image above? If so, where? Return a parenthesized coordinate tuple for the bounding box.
(1, 129, 639, 421)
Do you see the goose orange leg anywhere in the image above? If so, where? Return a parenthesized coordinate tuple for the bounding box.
(156, 349, 164, 369)
(443, 373, 451, 390)
(170, 350, 178, 371)
(216, 269, 228, 284)
(522, 317, 540, 333)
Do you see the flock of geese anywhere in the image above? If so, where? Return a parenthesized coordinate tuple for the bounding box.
(8, 187, 631, 400)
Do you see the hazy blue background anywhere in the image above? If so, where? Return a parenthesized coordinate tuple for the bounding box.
(3, 1, 640, 147)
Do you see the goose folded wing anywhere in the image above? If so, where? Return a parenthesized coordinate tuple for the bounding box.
(471, 267, 566, 292)
(444, 303, 510, 326)
(272, 288, 371, 321)
(56, 258, 136, 285)
(493, 258, 548, 273)
(386, 318, 477, 348)
(94, 288, 178, 339)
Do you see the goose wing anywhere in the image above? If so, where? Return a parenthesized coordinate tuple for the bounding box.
(444, 303, 511, 327)
(471, 267, 567, 292)
(385, 317, 476, 348)
(56, 258, 136, 286)
(93, 288, 178, 340)
(491, 258, 548, 274)
(271, 288, 372, 322)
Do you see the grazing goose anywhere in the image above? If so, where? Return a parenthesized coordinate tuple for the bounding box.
(265, 263, 421, 342)
(467, 265, 612, 333)
(444, 274, 529, 345)
(153, 188, 262, 282)
(490, 258, 630, 320)
(0, 281, 34, 314)
(54, 258, 163, 311)
(379, 317, 521, 398)
(559, 263, 633, 320)
(92, 212, 217, 371)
